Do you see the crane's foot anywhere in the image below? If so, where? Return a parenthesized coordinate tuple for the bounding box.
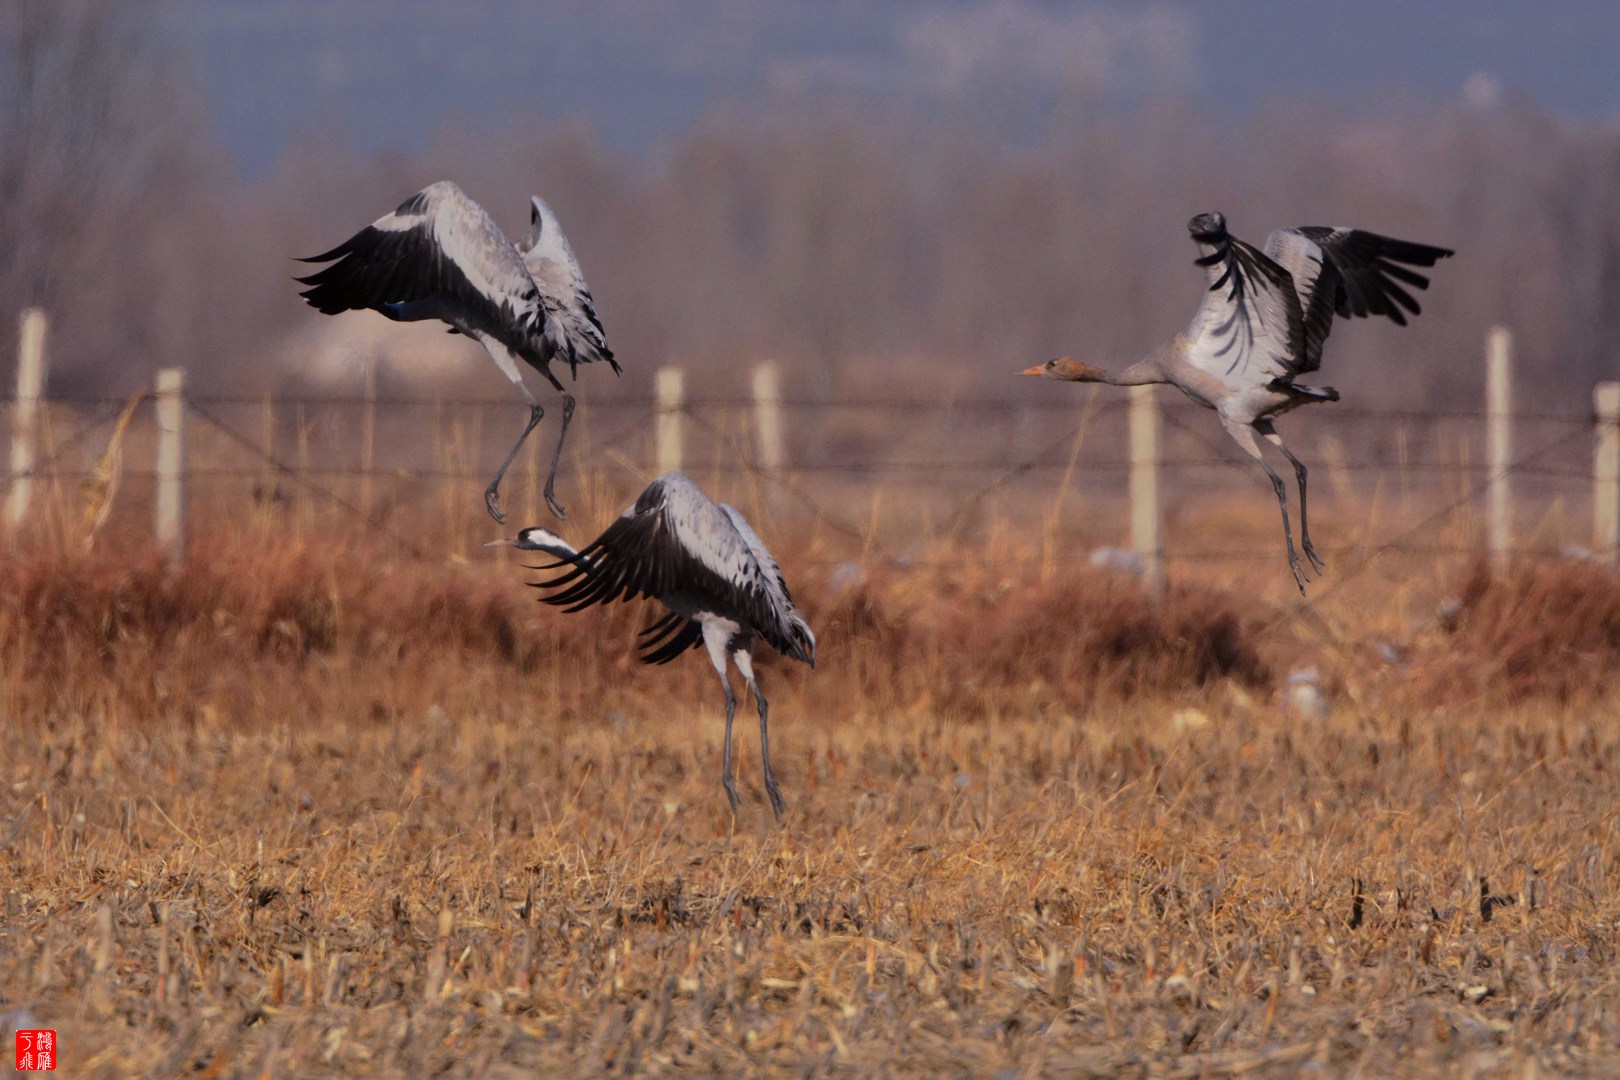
(1288, 554, 1310, 596)
(1303, 538, 1327, 574)
(484, 483, 507, 525)
(543, 481, 568, 521)
(763, 773, 786, 825)
(722, 772, 742, 817)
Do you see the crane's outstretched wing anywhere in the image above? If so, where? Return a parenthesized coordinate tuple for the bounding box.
(1263, 226, 1453, 373)
(296, 181, 546, 343)
(1182, 214, 1303, 383)
(520, 196, 620, 377)
(532, 472, 812, 663)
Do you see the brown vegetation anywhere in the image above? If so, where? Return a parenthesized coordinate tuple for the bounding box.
(4, 9, 1620, 1076)
(0, 530, 1264, 727)
(816, 563, 1268, 715)
(4, 517, 1620, 1077)
(1417, 556, 1620, 703)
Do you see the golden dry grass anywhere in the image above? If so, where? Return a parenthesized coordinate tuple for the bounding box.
(4, 489, 1620, 1077)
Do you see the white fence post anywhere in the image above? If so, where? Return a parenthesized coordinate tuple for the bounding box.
(155, 367, 186, 568)
(1129, 383, 1164, 597)
(753, 361, 784, 472)
(1596, 382, 1620, 563)
(656, 366, 684, 475)
(1486, 326, 1512, 571)
(5, 307, 48, 536)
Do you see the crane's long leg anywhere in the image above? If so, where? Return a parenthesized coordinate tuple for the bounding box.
(1258, 421, 1325, 574)
(732, 646, 784, 824)
(719, 676, 741, 816)
(1261, 459, 1308, 595)
(1225, 420, 1310, 595)
(703, 623, 742, 816)
(541, 392, 577, 521)
(471, 336, 552, 525)
(484, 401, 544, 525)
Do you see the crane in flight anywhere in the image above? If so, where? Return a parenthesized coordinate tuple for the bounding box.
(297, 180, 618, 523)
(1024, 211, 1452, 593)
(493, 472, 816, 822)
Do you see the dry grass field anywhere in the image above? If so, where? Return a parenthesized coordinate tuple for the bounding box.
(3, 448, 1620, 1078)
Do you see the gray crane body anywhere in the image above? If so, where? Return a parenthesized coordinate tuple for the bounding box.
(493, 472, 814, 822)
(296, 181, 619, 524)
(1026, 210, 1452, 593)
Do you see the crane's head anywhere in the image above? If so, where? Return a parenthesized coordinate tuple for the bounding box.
(525, 195, 560, 250)
(1021, 357, 1108, 382)
(487, 527, 574, 558)
(522, 526, 566, 550)
(1187, 211, 1227, 242)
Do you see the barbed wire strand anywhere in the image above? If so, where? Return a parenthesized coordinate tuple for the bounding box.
(35, 391, 1602, 426)
(186, 400, 429, 559)
(10, 395, 1606, 588)
(10, 458, 1599, 485)
(1244, 423, 1595, 649)
(0, 399, 137, 499)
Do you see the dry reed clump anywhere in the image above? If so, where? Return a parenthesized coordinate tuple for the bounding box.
(0, 540, 523, 666)
(811, 562, 1268, 714)
(0, 535, 1271, 728)
(1416, 557, 1620, 702)
(0, 538, 592, 724)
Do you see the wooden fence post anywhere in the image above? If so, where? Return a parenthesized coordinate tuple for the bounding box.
(5, 307, 48, 536)
(656, 366, 684, 475)
(1596, 381, 1620, 563)
(1129, 383, 1164, 597)
(753, 361, 784, 472)
(1486, 326, 1512, 570)
(155, 367, 186, 568)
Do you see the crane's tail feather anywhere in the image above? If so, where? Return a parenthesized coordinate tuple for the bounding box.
(638, 611, 685, 640)
(638, 614, 703, 664)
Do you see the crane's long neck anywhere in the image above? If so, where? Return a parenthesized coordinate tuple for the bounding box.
(1044, 352, 1169, 387)
(1100, 358, 1166, 387)
(1109, 342, 1184, 386)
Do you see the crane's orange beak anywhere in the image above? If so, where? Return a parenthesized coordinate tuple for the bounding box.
(1019, 363, 1046, 376)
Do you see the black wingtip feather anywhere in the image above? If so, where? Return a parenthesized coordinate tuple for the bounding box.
(1377, 275, 1421, 317)
(1377, 261, 1433, 290)
(1373, 237, 1454, 267)
(295, 248, 344, 265)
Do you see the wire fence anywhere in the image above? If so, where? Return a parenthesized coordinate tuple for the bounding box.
(4, 382, 1615, 578)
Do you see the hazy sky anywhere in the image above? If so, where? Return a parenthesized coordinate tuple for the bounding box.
(158, 0, 1620, 176)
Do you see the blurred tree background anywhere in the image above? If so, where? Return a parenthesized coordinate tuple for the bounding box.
(2, 0, 1618, 413)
